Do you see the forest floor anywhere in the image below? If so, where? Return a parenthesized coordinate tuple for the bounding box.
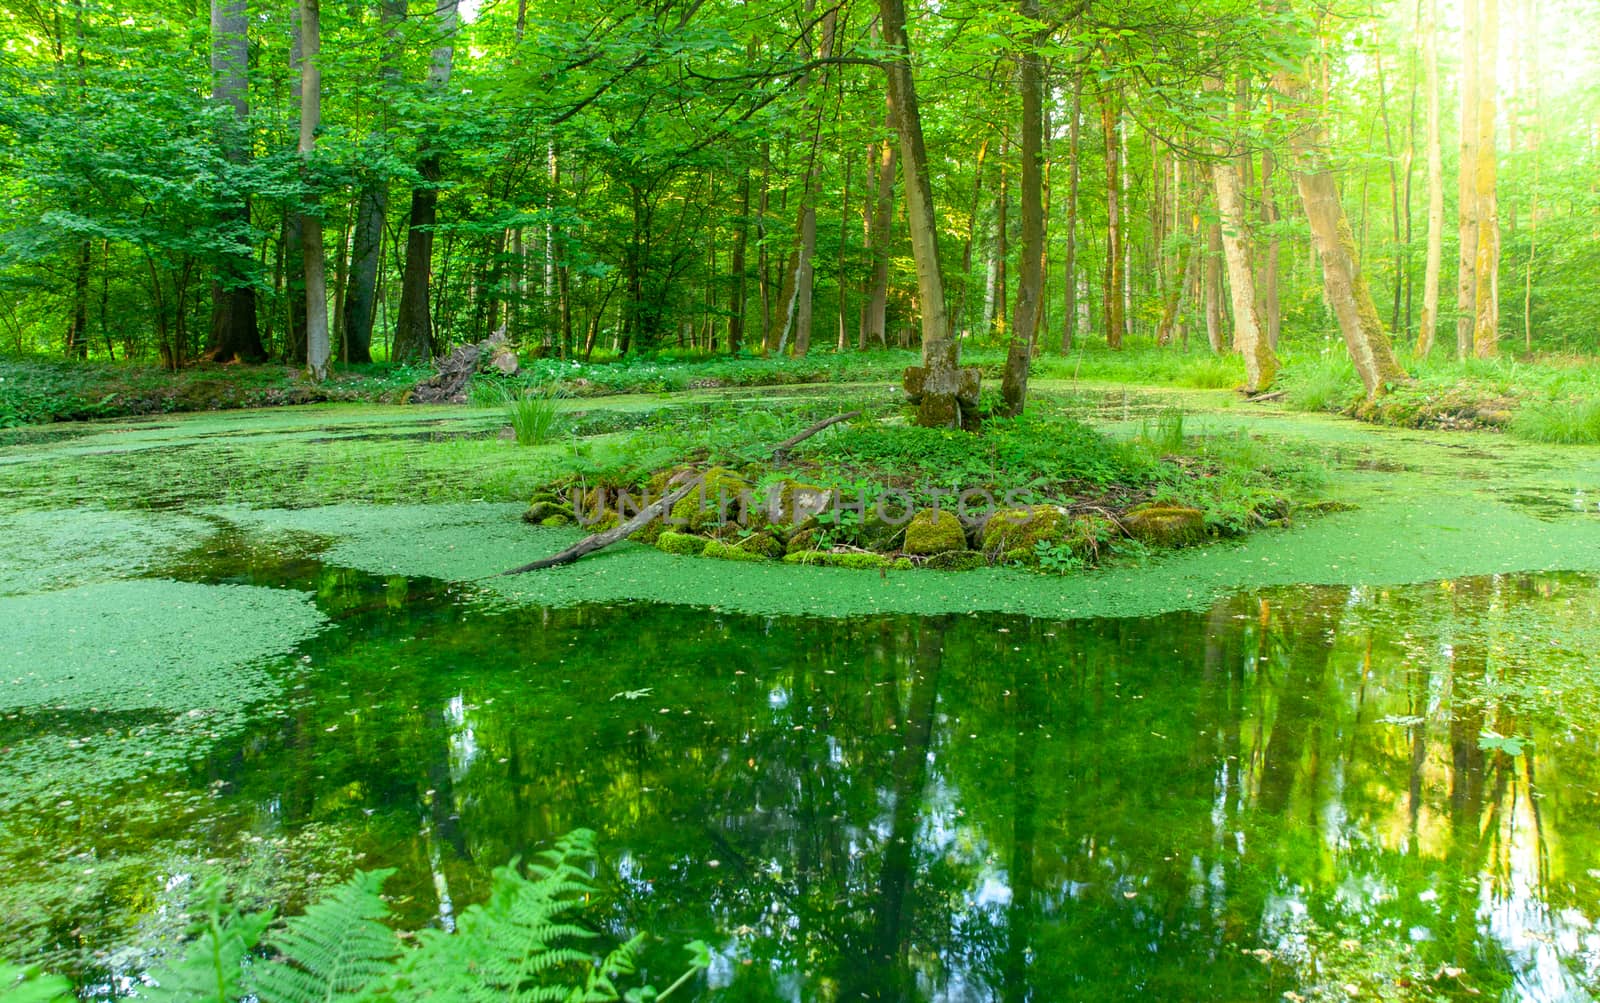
(8, 343, 1600, 443)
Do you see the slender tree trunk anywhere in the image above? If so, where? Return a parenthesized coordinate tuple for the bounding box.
(1260, 150, 1282, 349)
(1204, 219, 1224, 353)
(1456, 0, 1480, 359)
(1101, 86, 1125, 349)
(729, 165, 750, 353)
(1060, 74, 1082, 353)
(1471, 0, 1500, 357)
(1205, 76, 1278, 391)
(392, 0, 461, 362)
(1001, 0, 1045, 415)
(282, 12, 307, 364)
(206, 0, 265, 363)
(66, 241, 90, 359)
(299, 0, 329, 381)
(1418, 0, 1444, 356)
(992, 134, 1010, 339)
(951, 138, 989, 340)
(862, 113, 896, 349)
(880, 0, 969, 426)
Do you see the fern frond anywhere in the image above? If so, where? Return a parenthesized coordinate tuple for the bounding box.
(0, 961, 73, 1003)
(254, 869, 400, 1003)
(142, 880, 274, 1003)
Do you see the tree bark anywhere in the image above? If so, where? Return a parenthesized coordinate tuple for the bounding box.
(1471, 0, 1500, 357)
(1456, 0, 1480, 359)
(862, 109, 897, 349)
(1060, 73, 1082, 353)
(1001, 0, 1045, 416)
(341, 0, 402, 363)
(879, 0, 970, 427)
(392, 0, 461, 363)
(299, 0, 330, 381)
(1101, 86, 1125, 349)
(1281, 69, 1409, 398)
(206, 0, 265, 363)
(1418, 0, 1444, 356)
(1205, 76, 1279, 392)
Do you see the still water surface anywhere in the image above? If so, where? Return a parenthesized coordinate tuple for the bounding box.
(8, 537, 1600, 1002)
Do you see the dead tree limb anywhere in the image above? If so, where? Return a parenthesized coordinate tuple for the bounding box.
(501, 475, 699, 575)
(501, 409, 862, 575)
(771, 409, 861, 461)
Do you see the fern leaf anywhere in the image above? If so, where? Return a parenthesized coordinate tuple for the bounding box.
(143, 880, 274, 1003)
(254, 869, 400, 1003)
(0, 961, 72, 1003)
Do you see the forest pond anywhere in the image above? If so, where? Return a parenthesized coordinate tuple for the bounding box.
(5, 535, 1600, 1001)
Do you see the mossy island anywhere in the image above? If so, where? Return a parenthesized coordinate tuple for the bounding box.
(521, 401, 1314, 573)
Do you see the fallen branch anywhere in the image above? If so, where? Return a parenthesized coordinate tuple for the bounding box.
(501, 408, 863, 575)
(501, 474, 699, 575)
(770, 409, 861, 461)
(1246, 389, 1288, 402)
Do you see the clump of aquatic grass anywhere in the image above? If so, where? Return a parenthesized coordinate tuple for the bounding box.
(469, 378, 515, 408)
(509, 384, 566, 445)
(1179, 356, 1240, 389)
(1285, 354, 1360, 413)
(1138, 407, 1187, 454)
(1511, 397, 1600, 444)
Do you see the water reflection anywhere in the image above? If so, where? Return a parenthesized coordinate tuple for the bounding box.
(6, 560, 1600, 1002)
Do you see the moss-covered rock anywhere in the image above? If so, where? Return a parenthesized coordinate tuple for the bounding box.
(904, 509, 967, 555)
(540, 514, 574, 528)
(921, 551, 989, 572)
(669, 466, 752, 531)
(785, 526, 821, 555)
(1065, 514, 1116, 561)
(522, 499, 575, 524)
(629, 518, 665, 545)
(656, 531, 706, 556)
(703, 539, 771, 563)
(763, 479, 835, 528)
(731, 532, 784, 559)
(980, 506, 1066, 554)
(1123, 504, 1206, 547)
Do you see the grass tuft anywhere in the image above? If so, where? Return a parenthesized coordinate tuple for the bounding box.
(509, 385, 566, 445)
(1511, 397, 1600, 444)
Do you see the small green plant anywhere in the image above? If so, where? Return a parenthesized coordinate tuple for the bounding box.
(9, 830, 708, 1003)
(1032, 539, 1082, 574)
(510, 384, 566, 446)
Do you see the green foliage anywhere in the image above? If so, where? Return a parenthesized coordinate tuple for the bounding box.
(253, 868, 400, 1003)
(0, 962, 71, 1003)
(74, 831, 706, 1003)
(1136, 408, 1186, 455)
(1031, 539, 1083, 575)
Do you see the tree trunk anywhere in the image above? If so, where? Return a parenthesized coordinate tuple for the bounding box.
(1456, 0, 1480, 359)
(1205, 77, 1279, 392)
(1260, 150, 1282, 349)
(992, 134, 1010, 339)
(299, 0, 330, 381)
(1101, 86, 1125, 349)
(206, 0, 265, 363)
(66, 241, 90, 359)
(1000, 0, 1045, 416)
(1471, 0, 1500, 357)
(879, 0, 970, 427)
(862, 109, 896, 349)
(1418, 0, 1444, 356)
(1204, 219, 1224, 353)
(1060, 74, 1082, 353)
(1281, 69, 1409, 398)
(951, 138, 989, 340)
(391, 0, 461, 363)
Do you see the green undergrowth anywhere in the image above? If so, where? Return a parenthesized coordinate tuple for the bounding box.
(2, 829, 707, 1002)
(1280, 349, 1600, 443)
(0, 358, 431, 426)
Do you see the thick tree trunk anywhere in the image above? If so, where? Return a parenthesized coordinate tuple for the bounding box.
(1060, 74, 1082, 353)
(1456, 0, 1480, 359)
(299, 0, 330, 381)
(1471, 0, 1500, 357)
(1418, 0, 1444, 356)
(206, 0, 265, 363)
(879, 0, 970, 427)
(342, 183, 382, 363)
(1284, 69, 1409, 397)
(391, 0, 460, 363)
(1101, 87, 1125, 349)
(1000, 0, 1045, 416)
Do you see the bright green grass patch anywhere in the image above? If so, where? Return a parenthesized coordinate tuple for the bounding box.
(1511, 397, 1600, 444)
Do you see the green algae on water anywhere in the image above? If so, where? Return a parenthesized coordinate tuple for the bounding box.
(0, 509, 214, 596)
